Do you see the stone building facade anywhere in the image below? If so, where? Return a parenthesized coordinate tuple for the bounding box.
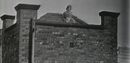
(1, 15, 18, 63)
(1, 4, 120, 63)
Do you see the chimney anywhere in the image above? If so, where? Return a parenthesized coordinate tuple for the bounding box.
(1, 15, 15, 29)
(99, 11, 120, 30)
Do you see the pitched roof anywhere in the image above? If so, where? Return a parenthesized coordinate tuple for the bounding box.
(38, 13, 88, 25)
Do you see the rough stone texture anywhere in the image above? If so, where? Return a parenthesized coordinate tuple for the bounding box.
(0, 15, 17, 63)
(34, 25, 117, 63)
(33, 11, 119, 63)
(15, 3, 40, 63)
(2, 24, 19, 63)
(1, 4, 119, 63)
(1, 4, 40, 63)
(0, 15, 15, 28)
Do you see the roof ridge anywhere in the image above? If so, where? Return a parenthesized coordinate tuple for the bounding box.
(38, 12, 88, 25)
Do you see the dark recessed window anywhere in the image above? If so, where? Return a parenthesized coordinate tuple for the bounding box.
(70, 42, 75, 48)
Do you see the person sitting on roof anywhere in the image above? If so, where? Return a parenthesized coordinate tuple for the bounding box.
(63, 5, 76, 23)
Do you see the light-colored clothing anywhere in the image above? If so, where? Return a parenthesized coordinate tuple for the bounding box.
(63, 11, 76, 23)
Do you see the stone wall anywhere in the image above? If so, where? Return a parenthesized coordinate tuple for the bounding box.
(34, 24, 117, 63)
(33, 11, 119, 63)
(0, 15, 18, 63)
(15, 4, 40, 63)
(2, 24, 19, 63)
(0, 4, 119, 63)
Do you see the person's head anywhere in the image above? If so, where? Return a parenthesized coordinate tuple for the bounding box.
(66, 5, 72, 11)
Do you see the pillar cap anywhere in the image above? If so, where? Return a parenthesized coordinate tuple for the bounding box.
(99, 11, 120, 17)
(1, 15, 15, 20)
(15, 3, 40, 11)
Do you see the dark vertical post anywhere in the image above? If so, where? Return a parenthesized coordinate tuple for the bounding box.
(29, 19, 34, 63)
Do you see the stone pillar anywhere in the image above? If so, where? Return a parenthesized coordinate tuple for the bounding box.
(15, 4, 40, 63)
(99, 11, 120, 30)
(0, 15, 15, 63)
(99, 11, 120, 63)
(1, 15, 15, 29)
(15, 4, 40, 22)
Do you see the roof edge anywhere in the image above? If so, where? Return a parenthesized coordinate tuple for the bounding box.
(15, 3, 40, 10)
(99, 11, 120, 17)
(1, 14, 15, 20)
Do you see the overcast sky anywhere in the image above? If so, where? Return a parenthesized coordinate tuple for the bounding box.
(0, 0, 122, 25)
(0, 0, 129, 47)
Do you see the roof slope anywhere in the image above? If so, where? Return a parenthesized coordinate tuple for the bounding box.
(38, 13, 88, 25)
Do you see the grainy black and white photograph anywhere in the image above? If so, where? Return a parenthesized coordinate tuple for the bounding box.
(0, 0, 129, 63)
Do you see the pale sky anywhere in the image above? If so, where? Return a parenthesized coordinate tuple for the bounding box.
(0, 0, 122, 25)
(0, 0, 129, 47)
